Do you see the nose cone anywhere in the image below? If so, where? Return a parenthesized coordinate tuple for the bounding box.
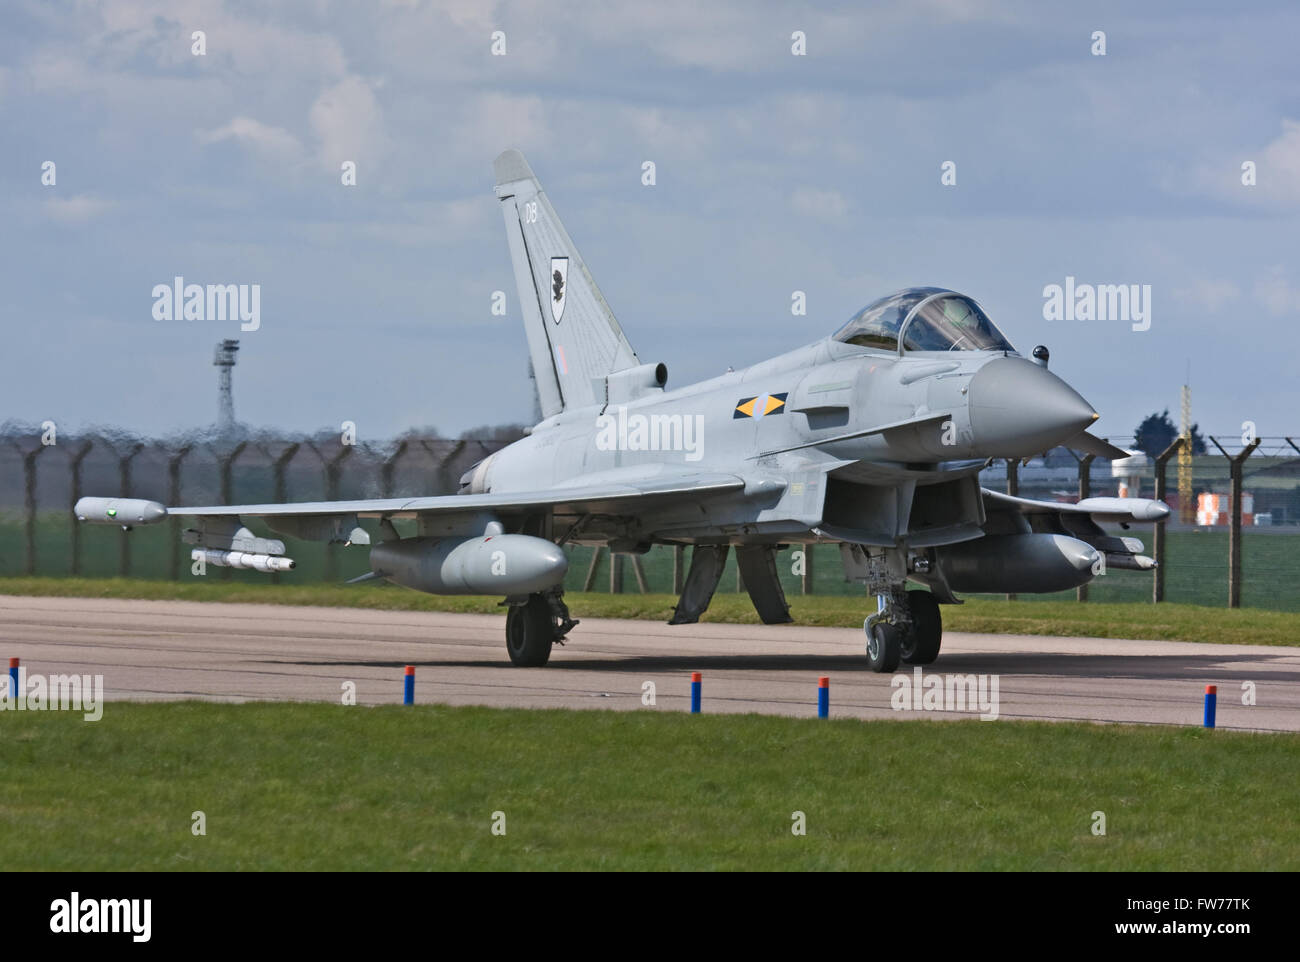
(968, 356, 1098, 457)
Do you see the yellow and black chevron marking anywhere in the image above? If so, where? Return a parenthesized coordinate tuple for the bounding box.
(734, 392, 788, 419)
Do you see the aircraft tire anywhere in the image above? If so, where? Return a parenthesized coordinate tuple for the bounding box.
(901, 590, 942, 665)
(505, 594, 553, 667)
(867, 622, 901, 673)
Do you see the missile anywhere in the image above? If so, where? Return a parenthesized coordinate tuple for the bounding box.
(1074, 497, 1170, 522)
(74, 497, 167, 525)
(191, 548, 296, 572)
(370, 534, 567, 596)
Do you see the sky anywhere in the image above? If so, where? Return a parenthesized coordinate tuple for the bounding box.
(2, 0, 1298, 444)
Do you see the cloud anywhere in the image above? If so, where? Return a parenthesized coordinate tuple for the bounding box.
(790, 186, 848, 220)
(1184, 118, 1300, 209)
(44, 194, 116, 223)
(1172, 277, 1240, 312)
(197, 116, 303, 160)
(309, 75, 389, 173)
(1255, 266, 1298, 316)
(1258, 119, 1300, 202)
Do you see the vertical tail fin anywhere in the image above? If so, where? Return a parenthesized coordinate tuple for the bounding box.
(493, 149, 639, 417)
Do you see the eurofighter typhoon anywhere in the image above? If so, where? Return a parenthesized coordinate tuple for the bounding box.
(76, 150, 1169, 671)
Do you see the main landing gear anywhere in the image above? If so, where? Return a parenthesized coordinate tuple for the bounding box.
(505, 588, 578, 667)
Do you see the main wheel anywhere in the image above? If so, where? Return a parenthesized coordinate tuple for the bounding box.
(866, 622, 901, 673)
(505, 594, 554, 667)
(901, 589, 942, 665)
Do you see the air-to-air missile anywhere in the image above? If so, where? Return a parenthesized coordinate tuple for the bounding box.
(189, 549, 297, 573)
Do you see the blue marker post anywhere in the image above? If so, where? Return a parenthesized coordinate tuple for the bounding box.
(690, 672, 701, 714)
(1203, 684, 1217, 729)
(8, 658, 17, 700)
(818, 676, 829, 718)
(404, 665, 415, 705)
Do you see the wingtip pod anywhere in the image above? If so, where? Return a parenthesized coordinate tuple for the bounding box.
(493, 148, 536, 187)
(74, 497, 167, 525)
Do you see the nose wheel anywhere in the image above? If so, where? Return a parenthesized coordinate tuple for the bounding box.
(864, 584, 943, 672)
(865, 620, 902, 672)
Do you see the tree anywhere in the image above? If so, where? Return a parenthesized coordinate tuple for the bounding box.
(1133, 409, 1206, 458)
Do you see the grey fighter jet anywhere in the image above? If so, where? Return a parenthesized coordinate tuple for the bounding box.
(76, 150, 1169, 671)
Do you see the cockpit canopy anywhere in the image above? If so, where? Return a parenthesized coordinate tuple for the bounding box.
(833, 287, 1015, 354)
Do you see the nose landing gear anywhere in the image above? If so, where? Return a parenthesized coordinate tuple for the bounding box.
(864, 590, 906, 673)
(860, 551, 944, 672)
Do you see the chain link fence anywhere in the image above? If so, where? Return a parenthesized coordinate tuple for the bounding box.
(2, 427, 1298, 611)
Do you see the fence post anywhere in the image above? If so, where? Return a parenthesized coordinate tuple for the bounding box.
(323, 445, 353, 583)
(1152, 437, 1183, 603)
(583, 546, 601, 591)
(116, 442, 144, 577)
(801, 543, 815, 595)
(20, 446, 41, 575)
(1075, 453, 1095, 602)
(380, 441, 408, 498)
(672, 545, 685, 594)
(610, 551, 624, 594)
(1006, 459, 1019, 601)
(263, 443, 301, 584)
(67, 440, 93, 576)
(166, 445, 192, 581)
(1210, 436, 1261, 608)
(214, 441, 248, 581)
(432, 439, 468, 495)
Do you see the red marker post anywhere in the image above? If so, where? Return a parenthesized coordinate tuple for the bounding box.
(404, 666, 415, 705)
(818, 676, 829, 718)
(690, 672, 701, 713)
(8, 658, 17, 700)
(1203, 684, 1217, 729)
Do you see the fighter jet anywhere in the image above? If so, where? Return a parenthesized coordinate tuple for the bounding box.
(75, 149, 1169, 671)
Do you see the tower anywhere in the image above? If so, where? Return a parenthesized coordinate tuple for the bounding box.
(214, 339, 239, 436)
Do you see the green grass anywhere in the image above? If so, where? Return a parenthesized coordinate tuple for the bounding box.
(3, 576, 1297, 647)
(2, 703, 1296, 870)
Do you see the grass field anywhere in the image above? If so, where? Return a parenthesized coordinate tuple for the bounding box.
(3, 512, 1298, 611)
(4, 576, 1297, 646)
(2, 703, 1296, 871)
